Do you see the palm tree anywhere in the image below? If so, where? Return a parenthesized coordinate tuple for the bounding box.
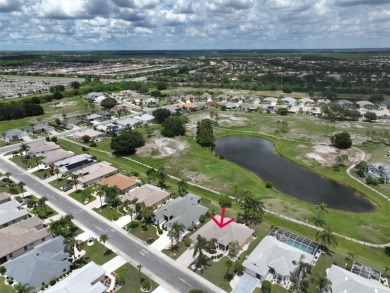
(38, 196, 48, 215)
(193, 235, 209, 269)
(100, 234, 109, 245)
(316, 228, 338, 251)
(96, 185, 106, 207)
(238, 190, 264, 226)
(18, 181, 26, 198)
(4, 172, 11, 185)
(137, 264, 143, 283)
(314, 215, 326, 227)
(54, 167, 60, 179)
(345, 251, 355, 263)
(127, 207, 135, 221)
(316, 203, 329, 218)
(13, 283, 34, 293)
(228, 241, 240, 261)
(291, 255, 310, 288)
(19, 143, 30, 161)
(177, 179, 188, 197)
(311, 274, 332, 293)
(168, 221, 186, 250)
(48, 219, 63, 235)
(64, 236, 82, 255)
(71, 174, 78, 191)
(224, 258, 233, 280)
(34, 156, 41, 171)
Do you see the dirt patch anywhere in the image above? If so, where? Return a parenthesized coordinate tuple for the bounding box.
(218, 113, 248, 127)
(305, 144, 359, 166)
(180, 170, 212, 186)
(137, 136, 189, 158)
(51, 101, 77, 108)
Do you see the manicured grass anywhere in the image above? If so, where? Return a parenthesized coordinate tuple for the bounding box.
(190, 256, 232, 292)
(0, 277, 13, 293)
(10, 155, 41, 169)
(271, 285, 289, 293)
(50, 178, 73, 191)
(33, 168, 52, 179)
(162, 241, 189, 260)
(93, 205, 123, 221)
(127, 222, 159, 243)
(115, 263, 158, 293)
(82, 240, 116, 265)
(69, 186, 96, 205)
(29, 196, 58, 219)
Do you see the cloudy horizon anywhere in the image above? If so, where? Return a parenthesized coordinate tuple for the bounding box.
(1, 0, 390, 51)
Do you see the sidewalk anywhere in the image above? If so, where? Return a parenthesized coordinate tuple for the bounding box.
(176, 246, 194, 267)
(101, 255, 127, 273)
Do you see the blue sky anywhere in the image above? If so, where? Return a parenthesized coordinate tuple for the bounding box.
(1, 0, 389, 50)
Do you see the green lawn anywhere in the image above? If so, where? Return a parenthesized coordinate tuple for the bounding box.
(9, 155, 41, 169)
(33, 168, 52, 179)
(69, 186, 96, 205)
(93, 205, 123, 221)
(0, 277, 13, 293)
(50, 178, 73, 191)
(30, 196, 58, 219)
(82, 240, 116, 265)
(127, 222, 159, 243)
(162, 241, 189, 260)
(115, 263, 158, 293)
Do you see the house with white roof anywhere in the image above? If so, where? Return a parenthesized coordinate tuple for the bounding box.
(0, 198, 29, 229)
(243, 236, 314, 284)
(45, 261, 106, 293)
(327, 265, 390, 293)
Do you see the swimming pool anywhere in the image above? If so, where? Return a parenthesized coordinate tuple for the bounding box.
(281, 239, 315, 255)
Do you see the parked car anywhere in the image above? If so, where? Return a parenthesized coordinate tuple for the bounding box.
(62, 185, 73, 192)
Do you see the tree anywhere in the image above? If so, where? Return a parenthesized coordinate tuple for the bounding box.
(331, 132, 352, 149)
(168, 221, 186, 250)
(311, 274, 332, 293)
(291, 255, 310, 289)
(100, 234, 109, 245)
(156, 166, 167, 188)
(355, 161, 368, 177)
(96, 185, 106, 207)
(369, 93, 384, 104)
(224, 258, 233, 280)
(177, 179, 188, 197)
(219, 194, 232, 208)
(140, 205, 154, 223)
(111, 130, 145, 155)
(192, 235, 209, 269)
(238, 190, 264, 226)
(19, 143, 30, 161)
(137, 264, 143, 283)
(276, 107, 289, 116)
(100, 97, 117, 110)
(53, 92, 64, 100)
(196, 119, 215, 147)
(364, 111, 377, 122)
(144, 123, 153, 137)
(146, 168, 158, 184)
(54, 167, 60, 179)
(70, 81, 80, 89)
(18, 181, 26, 198)
(156, 81, 167, 91)
(4, 172, 11, 185)
(104, 186, 122, 207)
(161, 117, 186, 137)
(81, 135, 91, 143)
(152, 108, 171, 124)
(64, 236, 82, 255)
(316, 227, 338, 250)
(38, 196, 48, 215)
(71, 174, 78, 191)
(228, 241, 240, 261)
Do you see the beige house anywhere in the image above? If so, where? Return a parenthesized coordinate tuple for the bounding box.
(190, 216, 254, 251)
(0, 217, 52, 263)
(73, 129, 104, 141)
(122, 184, 170, 207)
(74, 162, 117, 187)
(27, 142, 60, 157)
(99, 173, 139, 192)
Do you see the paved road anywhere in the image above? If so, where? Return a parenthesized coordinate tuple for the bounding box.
(0, 158, 225, 293)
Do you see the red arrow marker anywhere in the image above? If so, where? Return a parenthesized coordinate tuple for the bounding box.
(211, 208, 235, 228)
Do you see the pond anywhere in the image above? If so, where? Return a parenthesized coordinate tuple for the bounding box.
(214, 136, 376, 212)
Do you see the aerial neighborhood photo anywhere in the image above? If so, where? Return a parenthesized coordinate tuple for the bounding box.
(1, 0, 390, 293)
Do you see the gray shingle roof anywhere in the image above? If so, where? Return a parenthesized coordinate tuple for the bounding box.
(328, 265, 390, 293)
(4, 236, 70, 291)
(153, 194, 208, 229)
(0, 199, 28, 227)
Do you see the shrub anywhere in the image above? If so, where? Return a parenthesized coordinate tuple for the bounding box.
(219, 155, 224, 159)
(45, 136, 50, 142)
(90, 141, 97, 147)
(385, 245, 390, 257)
(146, 238, 155, 244)
(82, 146, 88, 151)
(49, 279, 56, 286)
(142, 225, 148, 231)
(158, 228, 163, 235)
(142, 279, 151, 290)
(51, 136, 58, 143)
(0, 266, 6, 275)
(128, 221, 139, 229)
(199, 215, 206, 223)
(346, 261, 352, 271)
(261, 280, 272, 293)
(9, 187, 19, 194)
(184, 238, 191, 247)
(235, 263, 244, 275)
(265, 181, 272, 188)
(113, 216, 119, 221)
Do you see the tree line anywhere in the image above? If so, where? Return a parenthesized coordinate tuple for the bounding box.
(0, 101, 44, 121)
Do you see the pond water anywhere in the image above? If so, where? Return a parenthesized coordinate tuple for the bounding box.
(214, 136, 376, 212)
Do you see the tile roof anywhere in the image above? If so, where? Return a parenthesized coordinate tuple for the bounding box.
(41, 149, 75, 166)
(74, 162, 117, 185)
(122, 184, 170, 207)
(190, 216, 254, 247)
(28, 141, 60, 156)
(99, 173, 139, 191)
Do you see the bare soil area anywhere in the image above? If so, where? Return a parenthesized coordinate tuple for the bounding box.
(137, 136, 189, 158)
(305, 145, 360, 166)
